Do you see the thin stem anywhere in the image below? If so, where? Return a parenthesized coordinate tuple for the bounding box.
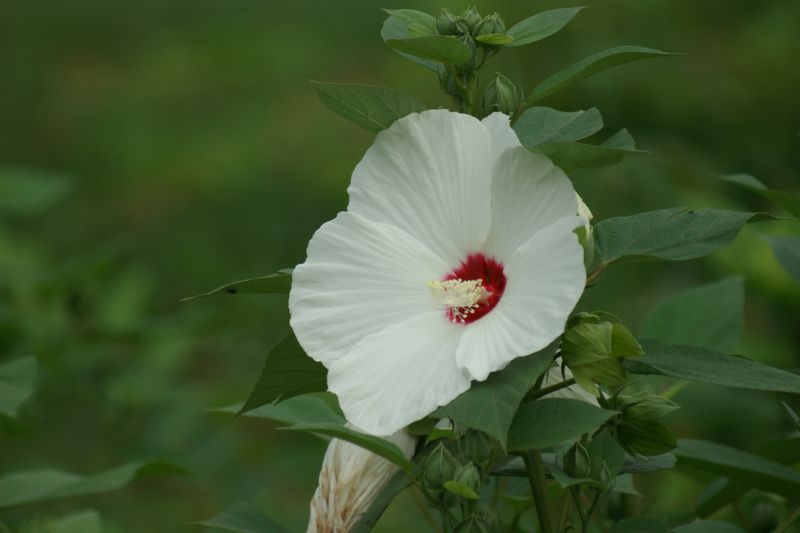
(525, 378, 577, 403)
(776, 504, 800, 533)
(410, 485, 442, 532)
(586, 262, 608, 287)
(571, 487, 587, 529)
(522, 450, 554, 533)
(583, 492, 601, 533)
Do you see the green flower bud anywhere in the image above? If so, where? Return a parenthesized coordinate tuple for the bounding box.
(421, 442, 460, 495)
(453, 515, 492, 533)
(751, 500, 778, 533)
(455, 34, 477, 74)
(481, 73, 521, 115)
(436, 8, 469, 36)
(438, 67, 460, 98)
(475, 13, 506, 38)
(454, 462, 482, 496)
(458, 430, 496, 469)
(459, 6, 483, 32)
(564, 442, 592, 479)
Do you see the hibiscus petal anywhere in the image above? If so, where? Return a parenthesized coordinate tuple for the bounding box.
(290, 212, 448, 366)
(456, 216, 586, 380)
(482, 112, 522, 157)
(327, 311, 470, 436)
(347, 110, 493, 267)
(485, 146, 579, 261)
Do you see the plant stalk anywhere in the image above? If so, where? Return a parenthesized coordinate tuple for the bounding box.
(522, 450, 554, 533)
(524, 378, 577, 403)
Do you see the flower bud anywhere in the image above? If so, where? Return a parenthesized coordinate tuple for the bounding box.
(481, 73, 521, 115)
(751, 500, 778, 533)
(474, 13, 506, 38)
(458, 430, 496, 469)
(438, 67, 460, 98)
(307, 428, 416, 532)
(456, 34, 478, 74)
(564, 442, 592, 479)
(459, 6, 483, 32)
(576, 193, 595, 267)
(453, 462, 482, 496)
(454, 515, 492, 533)
(436, 8, 469, 36)
(421, 441, 461, 495)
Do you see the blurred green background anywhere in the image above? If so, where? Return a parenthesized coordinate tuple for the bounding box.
(1, 0, 798, 531)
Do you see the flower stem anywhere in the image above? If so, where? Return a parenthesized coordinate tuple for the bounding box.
(522, 450, 554, 533)
(586, 262, 608, 286)
(524, 378, 576, 403)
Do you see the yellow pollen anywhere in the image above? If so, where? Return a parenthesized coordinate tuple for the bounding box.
(426, 279, 490, 323)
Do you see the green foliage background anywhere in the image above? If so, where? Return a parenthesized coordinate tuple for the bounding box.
(1, 0, 798, 531)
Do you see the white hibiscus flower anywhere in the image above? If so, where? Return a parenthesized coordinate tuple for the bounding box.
(290, 110, 587, 436)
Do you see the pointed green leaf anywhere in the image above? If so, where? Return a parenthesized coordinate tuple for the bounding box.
(586, 430, 626, 478)
(381, 12, 439, 70)
(222, 393, 345, 426)
(513, 106, 604, 148)
(193, 503, 287, 533)
(312, 82, 427, 134)
(721, 173, 800, 219)
(617, 419, 677, 456)
(434, 347, 556, 448)
(386, 36, 472, 65)
(239, 334, 326, 415)
(640, 277, 744, 352)
(508, 398, 618, 451)
(766, 235, 800, 283)
(676, 438, 800, 499)
(506, 7, 586, 47)
(443, 480, 480, 499)
(628, 340, 800, 394)
(526, 46, 677, 105)
(0, 356, 38, 418)
(0, 460, 187, 508)
(180, 269, 292, 301)
(594, 208, 770, 263)
(0, 167, 71, 216)
(280, 423, 413, 472)
(475, 33, 515, 45)
(532, 129, 641, 173)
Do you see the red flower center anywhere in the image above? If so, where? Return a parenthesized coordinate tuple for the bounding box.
(443, 253, 506, 324)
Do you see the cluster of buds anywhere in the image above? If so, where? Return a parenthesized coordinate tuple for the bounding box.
(602, 387, 679, 456)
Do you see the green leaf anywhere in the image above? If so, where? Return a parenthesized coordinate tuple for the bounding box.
(0, 460, 187, 508)
(676, 439, 800, 499)
(443, 480, 480, 500)
(721, 173, 800, 219)
(526, 46, 676, 105)
(594, 208, 769, 263)
(223, 393, 345, 426)
(639, 277, 744, 352)
(508, 398, 617, 451)
(353, 471, 411, 533)
(493, 452, 674, 478)
(629, 340, 800, 394)
(475, 33, 514, 46)
(586, 430, 626, 478)
(433, 347, 555, 448)
(382, 9, 436, 37)
(0, 356, 38, 418)
(280, 423, 413, 472)
(513, 106, 604, 148)
(533, 129, 641, 173)
(766, 235, 800, 283)
(386, 36, 472, 65)
(610, 517, 671, 533)
(617, 419, 677, 456)
(193, 503, 287, 533)
(52, 510, 103, 533)
(0, 167, 71, 216)
(312, 82, 427, 134)
(673, 520, 746, 533)
(506, 7, 586, 47)
(381, 12, 439, 70)
(180, 269, 292, 301)
(239, 334, 326, 415)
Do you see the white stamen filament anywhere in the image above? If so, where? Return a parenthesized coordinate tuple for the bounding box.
(427, 279, 490, 323)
